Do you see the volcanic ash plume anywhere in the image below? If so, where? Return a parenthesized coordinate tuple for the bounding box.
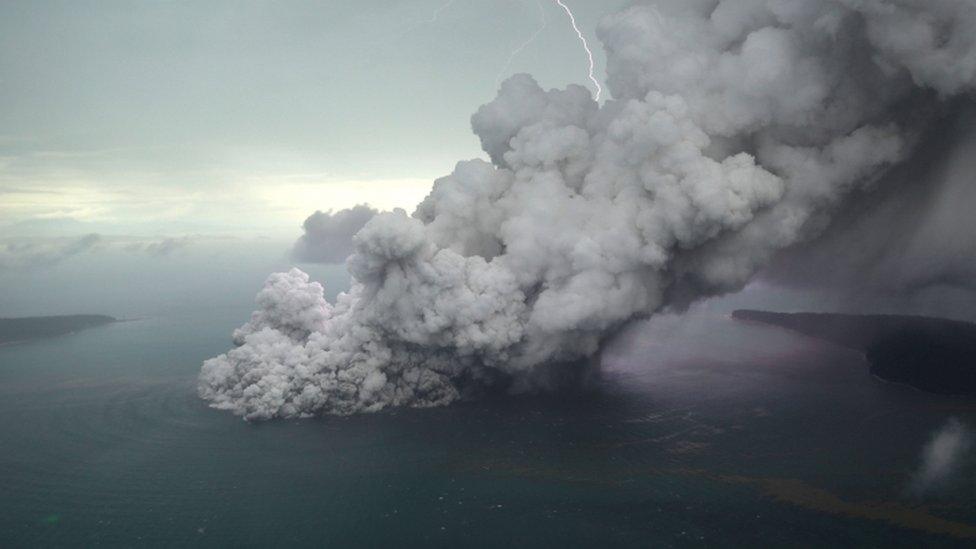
(909, 418, 972, 496)
(200, 0, 976, 419)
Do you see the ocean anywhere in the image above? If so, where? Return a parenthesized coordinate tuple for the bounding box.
(2, 259, 975, 546)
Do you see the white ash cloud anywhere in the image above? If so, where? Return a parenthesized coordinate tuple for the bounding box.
(201, 0, 976, 419)
(909, 418, 972, 496)
(291, 204, 379, 264)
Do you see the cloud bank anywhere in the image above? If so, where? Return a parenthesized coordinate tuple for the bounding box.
(123, 236, 196, 257)
(0, 233, 203, 271)
(201, 0, 976, 419)
(0, 234, 101, 270)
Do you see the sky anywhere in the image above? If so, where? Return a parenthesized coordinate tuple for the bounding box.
(5, 0, 973, 328)
(0, 0, 625, 237)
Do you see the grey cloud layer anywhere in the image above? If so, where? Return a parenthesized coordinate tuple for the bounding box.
(0, 234, 199, 270)
(125, 236, 196, 257)
(0, 234, 101, 270)
(200, 0, 976, 419)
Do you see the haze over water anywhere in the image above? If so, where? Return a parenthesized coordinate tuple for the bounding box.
(2, 261, 974, 547)
(4, 1, 976, 546)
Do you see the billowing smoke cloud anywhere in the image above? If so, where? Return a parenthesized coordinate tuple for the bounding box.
(0, 233, 101, 270)
(291, 205, 379, 264)
(200, 0, 976, 419)
(909, 418, 972, 496)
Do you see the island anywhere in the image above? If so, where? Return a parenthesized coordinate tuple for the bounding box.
(732, 310, 976, 395)
(0, 315, 117, 345)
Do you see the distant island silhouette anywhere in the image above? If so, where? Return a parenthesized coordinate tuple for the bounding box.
(733, 310, 976, 395)
(0, 315, 117, 345)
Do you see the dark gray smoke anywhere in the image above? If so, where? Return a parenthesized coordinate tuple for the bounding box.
(291, 205, 379, 264)
(200, 0, 976, 419)
(762, 103, 976, 315)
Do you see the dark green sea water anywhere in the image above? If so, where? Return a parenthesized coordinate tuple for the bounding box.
(2, 309, 975, 547)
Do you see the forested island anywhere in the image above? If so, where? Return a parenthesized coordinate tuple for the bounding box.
(0, 315, 116, 345)
(733, 310, 976, 395)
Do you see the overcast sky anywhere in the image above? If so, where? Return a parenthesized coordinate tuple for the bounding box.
(0, 0, 625, 236)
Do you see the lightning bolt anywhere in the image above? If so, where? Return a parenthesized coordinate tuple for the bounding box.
(375, 0, 456, 52)
(428, 0, 456, 24)
(496, 0, 548, 85)
(554, 0, 603, 101)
